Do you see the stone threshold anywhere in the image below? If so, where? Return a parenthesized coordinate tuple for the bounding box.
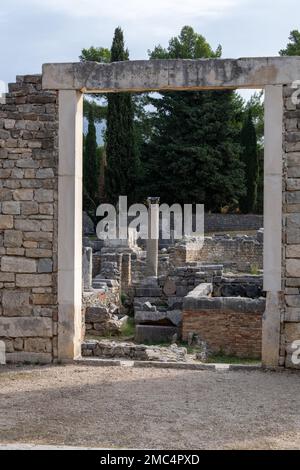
(74, 357, 262, 371)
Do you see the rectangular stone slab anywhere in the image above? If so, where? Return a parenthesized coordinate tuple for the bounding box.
(0, 317, 52, 337)
(135, 325, 178, 344)
(43, 57, 300, 92)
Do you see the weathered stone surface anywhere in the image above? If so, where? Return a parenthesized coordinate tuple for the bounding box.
(2, 291, 31, 316)
(34, 189, 53, 202)
(16, 274, 52, 287)
(25, 249, 52, 258)
(37, 258, 53, 273)
(6, 352, 52, 364)
(43, 57, 300, 92)
(0, 317, 52, 337)
(24, 338, 52, 353)
(287, 179, 300, 191)
(13, 189, 34, 201)
(4, 230, 22, 248)
(135, 325, 179, 344)
(135, 310, 182, 327)
(21, 202, 39, 215)
(36, 168, 54, 179)
(286, 259, 300, 277)
(1, 256, 36, 273)
(286, 191, 300, 204)
(285, 214, 300, 243)
(284, 323, 300, 344)
(285, 308, 300, 322)
(2, 201, 20, 215)
(82, 339, 187, 362)
(183, 290, 265, 313)
(31, 293, 55, 305)
(0, 215, 13, 229)
(285, 295, 300, 308)
(82, 247, 92, 290)
(286, 245, 300, 258)
(14, 219, 41, 231)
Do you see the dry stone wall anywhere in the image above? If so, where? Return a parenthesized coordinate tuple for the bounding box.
(282, 85, 300, 368)
(0, 75, 58, 363)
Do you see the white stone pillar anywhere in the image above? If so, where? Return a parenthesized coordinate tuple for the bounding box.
(262, 85, 283, 367)
(147, 197, 160, 278)
(58, 90, 83, 361)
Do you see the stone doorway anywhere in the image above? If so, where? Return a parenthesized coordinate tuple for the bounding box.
(39, 57, 299, 367)
(0, 57, 300, 367)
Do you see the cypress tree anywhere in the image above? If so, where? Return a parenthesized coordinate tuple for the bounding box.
(105, 27, 139, 205)
(83, 108, 99, 212)
(240, 110, 259, 213)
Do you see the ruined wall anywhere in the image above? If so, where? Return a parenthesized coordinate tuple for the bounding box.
(204, 214, 263, 233)
(282, 85, 300, 369)
(182, 291, 264, 358)
(196, 235, 263, 272)
(182, 309, 262, 358)
(0, 75, 58, 363)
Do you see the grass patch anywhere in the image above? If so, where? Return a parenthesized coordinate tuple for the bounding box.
(206, 354, 261, 364)
(120, 317, 135, 338)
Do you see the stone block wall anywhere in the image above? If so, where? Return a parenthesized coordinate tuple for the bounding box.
(194, 235, 263, 272)
(204, 214, 263, 233)
(182, 294, 264, 358)
(0, 75, 58, 363)
(183, 309, 262, 358)
(282, 85, 300, 368)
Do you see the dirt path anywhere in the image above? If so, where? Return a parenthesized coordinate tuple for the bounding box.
(0, 364, 300, 450)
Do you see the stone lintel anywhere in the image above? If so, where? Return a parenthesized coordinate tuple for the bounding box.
(43, 57, 300, 92)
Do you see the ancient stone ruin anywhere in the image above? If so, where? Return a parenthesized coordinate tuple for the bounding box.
(0, 57, 300, 369)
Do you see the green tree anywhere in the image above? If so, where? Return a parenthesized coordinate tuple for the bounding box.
(244, 91, 264, 214)
(80, 46, 111, 63)
(141, 26, 245, 210)
(105, 27, 140, 204)
(83, 108, 100, 213)
(149, 25, 222, 59)
(280, 30, 300, 56)
(80, 46, 110, 122)
(239, 110, 259, 213)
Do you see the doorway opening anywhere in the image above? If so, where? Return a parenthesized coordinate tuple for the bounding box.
(80, 87, 266, 364)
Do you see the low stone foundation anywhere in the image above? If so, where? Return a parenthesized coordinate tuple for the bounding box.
(82, 339, 187, 362)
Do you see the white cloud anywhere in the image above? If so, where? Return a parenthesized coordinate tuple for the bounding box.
(23, 0, 244, 21)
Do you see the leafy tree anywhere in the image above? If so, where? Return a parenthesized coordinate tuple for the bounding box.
(280, 30, 300, 56)
(83, 108, 100, 213)
(149, 25, 222, 59)
(141, 26, 245, 211)
(105, 27, 140, 205)
(80, 46, 110, 121)
(239, 110, 259, 213)
(80, 46, 111, 63)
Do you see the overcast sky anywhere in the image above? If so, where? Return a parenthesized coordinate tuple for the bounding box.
(0, 0, 298, 86)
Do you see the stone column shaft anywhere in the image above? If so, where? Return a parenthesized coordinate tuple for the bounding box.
(147, 197, 160, 277)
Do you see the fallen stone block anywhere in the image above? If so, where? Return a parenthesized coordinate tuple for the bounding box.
(135, 325, 178, 344)
(135, 310, 182, 327)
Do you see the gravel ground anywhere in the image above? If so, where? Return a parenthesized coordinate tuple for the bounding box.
(0, 364, 300, 450)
